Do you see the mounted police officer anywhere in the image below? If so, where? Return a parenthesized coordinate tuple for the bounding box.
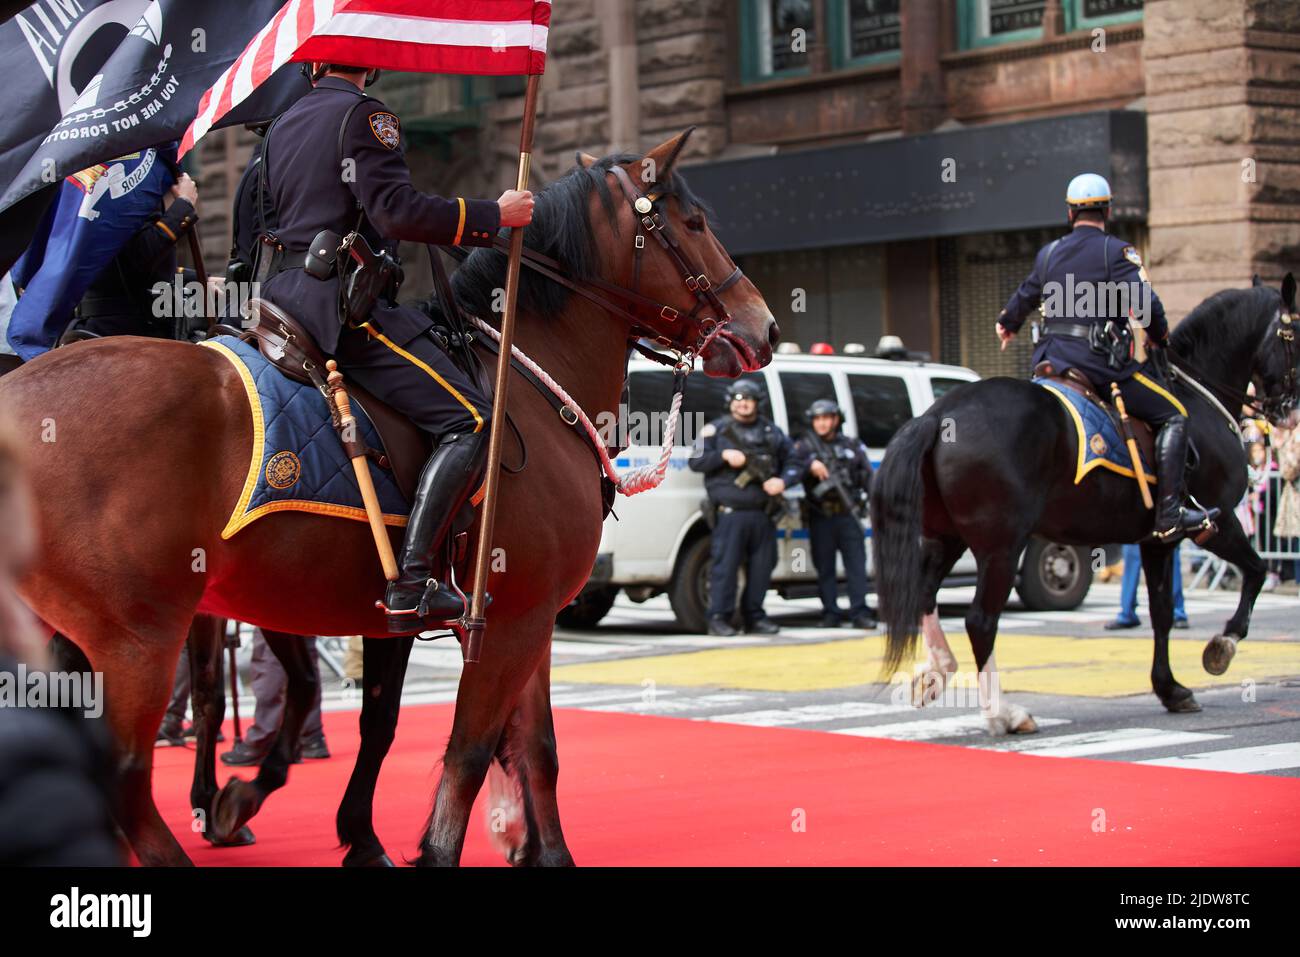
(784, 399, 876, 629)
(256, 63, 534, 631)
(996, 172, 1218, 542)
(690, 379, 793, 637)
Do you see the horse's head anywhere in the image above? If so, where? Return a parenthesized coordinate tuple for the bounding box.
(577, 129, 778, 377)
(1251, 271, 1299, 428)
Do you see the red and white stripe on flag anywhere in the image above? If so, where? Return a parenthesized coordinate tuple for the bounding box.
(180, 0, 550, 157)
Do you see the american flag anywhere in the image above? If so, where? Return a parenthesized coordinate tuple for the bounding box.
(180, 0, 550, 157)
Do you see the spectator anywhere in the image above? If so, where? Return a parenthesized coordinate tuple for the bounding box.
(1272, 425, 1300, 587)
(1105, 542, 1189, 630)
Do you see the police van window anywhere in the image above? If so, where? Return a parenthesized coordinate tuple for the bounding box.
(848, 373, 912, 448)
(628, 370, 768, 447)
(929, 377, 971, 401)
(779, 372, 836, 440)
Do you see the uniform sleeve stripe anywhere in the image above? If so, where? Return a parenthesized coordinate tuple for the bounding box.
(452, 197, 466, 245)
(155, 221, 177, 241)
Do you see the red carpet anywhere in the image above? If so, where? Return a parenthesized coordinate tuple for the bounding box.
(152, 703, 1300, 866)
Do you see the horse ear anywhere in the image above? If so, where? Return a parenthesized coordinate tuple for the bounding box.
(1283, 272, 1297, 312)
(640, 127, 696, 185)
(575, 151, 599, 169)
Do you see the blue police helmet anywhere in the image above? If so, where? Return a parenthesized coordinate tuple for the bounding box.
(1066, 173, 1112, 209)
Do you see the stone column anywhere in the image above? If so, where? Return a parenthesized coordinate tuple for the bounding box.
(899, 0, 946, 135)
(1143, 0, 1300, 320)
(607, 0, 640, 152)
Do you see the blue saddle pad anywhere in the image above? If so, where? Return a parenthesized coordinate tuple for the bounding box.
(1034, 377, 1152, 484)
(202, 336, 409, 539)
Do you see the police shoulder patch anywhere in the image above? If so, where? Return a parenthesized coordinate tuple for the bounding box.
(368, 111, 401, 150)
(1122, 245, 1143, 267)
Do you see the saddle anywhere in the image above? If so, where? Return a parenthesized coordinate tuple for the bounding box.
(1033, 360, 1155, 469)
(242, 298, 430, 504)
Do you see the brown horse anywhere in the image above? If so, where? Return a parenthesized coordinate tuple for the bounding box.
(0, 130, 776, 866)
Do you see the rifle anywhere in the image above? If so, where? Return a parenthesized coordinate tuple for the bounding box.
(807, 432, 866, 519)
(720, 421, 786, 519)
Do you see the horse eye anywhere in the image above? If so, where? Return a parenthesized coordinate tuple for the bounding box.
(685, 215, 706, 233)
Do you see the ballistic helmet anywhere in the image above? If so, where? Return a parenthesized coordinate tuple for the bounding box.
(725, 380, 763, 406)
(806, 399, 842, 422)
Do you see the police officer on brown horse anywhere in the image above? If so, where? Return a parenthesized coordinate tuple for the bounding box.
(257, 62, 534, 631)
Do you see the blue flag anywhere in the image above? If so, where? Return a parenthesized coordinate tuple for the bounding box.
(7, 145, 175, 361)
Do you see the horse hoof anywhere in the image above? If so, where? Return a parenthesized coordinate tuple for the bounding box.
(1164, 693, 1202, 714)
(342, 848, 394, 867)
(1202, 635, 1237, 676)
(203, 824, 256, 848)
(1010, 715, 1039, 734)
(211, 778, 260, 844)
(911, 667, 948, 708)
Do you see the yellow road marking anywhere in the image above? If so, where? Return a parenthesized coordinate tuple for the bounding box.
(553, 634, 1300, 697)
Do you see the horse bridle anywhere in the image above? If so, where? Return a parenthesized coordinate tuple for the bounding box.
(1168, 308, 1298, 422)
(606, 164, 744, 361)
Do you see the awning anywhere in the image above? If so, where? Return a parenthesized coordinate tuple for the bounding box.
(683, 109, 1147, 256)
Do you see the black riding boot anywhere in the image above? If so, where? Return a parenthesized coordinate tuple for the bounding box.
(382, 430, 488, 633)
(1151, 416, 1219, 541)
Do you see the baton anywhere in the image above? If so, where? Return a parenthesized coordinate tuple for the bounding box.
(327, 360, 399, 580)
(225, 619, 242, 744)
(1111, 382, 1154, 510)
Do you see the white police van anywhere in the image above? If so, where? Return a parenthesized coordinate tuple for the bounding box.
(559, 340, 1093, 631)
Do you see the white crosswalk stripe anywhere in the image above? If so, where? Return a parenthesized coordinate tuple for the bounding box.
(986, 727, 1229, 758)
(1137, 742, 1300, 774)
(831, 715, 1071, 741)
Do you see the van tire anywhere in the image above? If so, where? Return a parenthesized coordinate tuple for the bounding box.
(669, 535, 712, 634)
(556, 586, 619, 630)
(1016, 538, 1092, 611)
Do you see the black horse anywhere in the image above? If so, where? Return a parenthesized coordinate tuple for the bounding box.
(872, 275, 1298, 732)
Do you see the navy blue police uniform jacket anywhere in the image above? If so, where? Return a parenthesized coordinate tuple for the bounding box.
(783, 431, 872, 513)
(998, 225, 1169, 386)
(260, 77, 500, 354)
(690, 414, 794, 510)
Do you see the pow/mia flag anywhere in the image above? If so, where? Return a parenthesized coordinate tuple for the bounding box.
(0, 0, 310, 273)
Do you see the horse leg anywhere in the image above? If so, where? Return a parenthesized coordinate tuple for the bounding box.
(967, 550, 1036, 735)
(1196, 512, 1266, 676)
(1140, 542, 1200, 712)
(912, 536, 966, 706)
(211, 630, 317, 843)
(337, 635, 415, 867)
(488, 651, 574, 867)
(186, 616, 254, 847)
(81, 627, 194, 866)
(417, 614, 555, 867)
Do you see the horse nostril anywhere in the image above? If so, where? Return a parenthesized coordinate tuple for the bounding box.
(767, 319, 781, 347)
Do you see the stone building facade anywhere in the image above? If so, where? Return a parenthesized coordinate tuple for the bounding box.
(193, 0, 1300, 379)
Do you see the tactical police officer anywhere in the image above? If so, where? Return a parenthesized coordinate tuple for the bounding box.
(996, 172, 1218, 542)
(690, 379, 793, 636)
(257, 63, 534, 631)
(71, 172, 200, 339)
(784, 399, 876, 629)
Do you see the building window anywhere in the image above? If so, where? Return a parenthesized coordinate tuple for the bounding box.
(956, 0, 1045, 49)
(1063, 0, 1143, 32)
(831, 0, 901, 67)
(740, 0, 815, 83)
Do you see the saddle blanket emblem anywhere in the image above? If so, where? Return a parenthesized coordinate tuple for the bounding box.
(1033, 378, 1152, 485)
(201, 336, 410, 539)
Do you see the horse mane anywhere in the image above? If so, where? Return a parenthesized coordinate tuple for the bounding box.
(448, 152, 712, 321)
(1170, 285, 1279, 360)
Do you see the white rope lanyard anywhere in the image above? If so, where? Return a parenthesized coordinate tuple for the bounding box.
(470, 317, 684, 496)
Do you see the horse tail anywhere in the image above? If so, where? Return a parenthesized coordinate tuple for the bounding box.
(872, 412, 941, 677)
